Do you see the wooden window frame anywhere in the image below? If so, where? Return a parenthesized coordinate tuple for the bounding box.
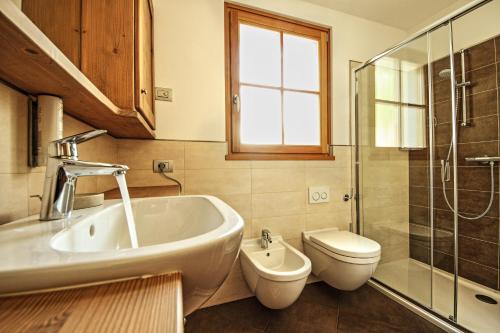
(224, 3, 333, 160)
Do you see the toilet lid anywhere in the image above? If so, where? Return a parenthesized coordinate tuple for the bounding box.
(310, 230, 381, 258)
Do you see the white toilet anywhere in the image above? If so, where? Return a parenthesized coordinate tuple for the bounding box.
(240, 235, 311, 309)
(302, 228, 381, 291)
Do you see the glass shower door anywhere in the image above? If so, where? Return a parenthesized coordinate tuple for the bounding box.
(355, 2, 500, 331)
(355, 31, 435, 309)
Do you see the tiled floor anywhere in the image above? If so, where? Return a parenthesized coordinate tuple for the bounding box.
(185, 282, 444, 333)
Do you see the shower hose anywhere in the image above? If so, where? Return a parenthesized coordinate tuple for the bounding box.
(440, 88, 495, 220)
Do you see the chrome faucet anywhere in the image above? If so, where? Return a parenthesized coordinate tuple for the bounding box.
(261, 229, 272, 249)
(40, 130, 129, 221)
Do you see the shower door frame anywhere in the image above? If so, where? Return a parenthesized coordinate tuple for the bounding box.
(353, 0, 492, 329)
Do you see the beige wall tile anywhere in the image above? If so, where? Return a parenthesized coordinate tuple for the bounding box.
(125, 169, 185, 188)
(185, 142, 250, 169)
(184, 169, 251, 195)
(96, 175, 118, 193)
(252, 191, 306, 218)
(252, 215, 306, 240)
(0, 84, 28, 174)
(284, 237, 304, 253)
(215, 194, 252, 237)
(118, 139, 184, 170)
(306, 209, 352, 231)
(215, 193, 252, 219)
(251, 160, 305, 169)
(252, 168, 305, 194)
(63, 114, 93, 135)
(75, 177, 98, 194)
(0, 174, 28, 223)
(305, 167, 350, 188)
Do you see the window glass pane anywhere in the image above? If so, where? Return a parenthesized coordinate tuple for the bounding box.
(283, 34, 319, 91)
(375, 57, 400, 102)
(239, 24, 281, 87)
(240, 86, 282, 144)
(375, 102, 399, 147)
(401, 61, 424, 105)
(283, 91, 320, 145)
(401, 106, 426, 148)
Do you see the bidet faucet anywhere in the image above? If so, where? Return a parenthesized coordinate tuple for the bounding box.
(261, 229, 272, 249)
(40, 130, 129, 221)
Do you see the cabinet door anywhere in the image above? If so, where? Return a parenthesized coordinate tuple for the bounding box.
(134, 0, 155, 129)
(81, 0, 135, 110)
(22, 0, 81, 67)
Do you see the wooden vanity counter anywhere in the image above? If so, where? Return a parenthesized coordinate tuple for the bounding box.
(0, 272, 183, 333)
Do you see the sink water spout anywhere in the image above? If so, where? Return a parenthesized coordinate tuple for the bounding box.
(115, 173, 138, 248)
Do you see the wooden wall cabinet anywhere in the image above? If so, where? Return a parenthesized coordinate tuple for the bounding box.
(21, 0, 155, 134)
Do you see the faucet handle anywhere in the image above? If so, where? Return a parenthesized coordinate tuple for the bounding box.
(55, 130, 107, 145)
(261, 229, 272, 242)
(49, 130, 107, 159)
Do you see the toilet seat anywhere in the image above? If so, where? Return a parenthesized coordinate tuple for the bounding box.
(310, 230, 381, 258)
(303, 228, 381, 264)
(302, 228, 381, 291)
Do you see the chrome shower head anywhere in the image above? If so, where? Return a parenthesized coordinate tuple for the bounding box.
(438, 68, 451, 78)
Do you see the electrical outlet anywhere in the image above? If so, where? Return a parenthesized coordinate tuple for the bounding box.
(308, 186, 330, 204)
(153, 159, 174, 173)
(155, 87, 173, 102)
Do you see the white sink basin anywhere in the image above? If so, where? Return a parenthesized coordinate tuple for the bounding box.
(0, 195, 244, 315)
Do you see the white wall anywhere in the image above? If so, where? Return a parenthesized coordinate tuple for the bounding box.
(152, 0, 406, 144)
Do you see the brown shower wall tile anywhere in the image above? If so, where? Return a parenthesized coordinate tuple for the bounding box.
(433, 250, 454, 273)
(461, 39, 496, 72)
(435, 89, 498, 124)
(434, 208, 499, 244)
(409, 167, 428, 187)
(433, 188, 499, 218)
(408, 186, 429, 207)
(431, 166, 499, 192)
(409, 205, 430, 226)
(458, 236, 498, 269)
(409, 242, 430, 264)
(434, 141, 499, 165)
(434, 99, 452, 124)
(464, 64, 497, 96)
(435, 115, 499, 145)
(431, 233, 499, 269)
(466, 89, 498, 119)
(432, 79, 451, 103)
(429, 250, 498, 290)
(459, 259, 498, 290)
(408, 148, 429, 166)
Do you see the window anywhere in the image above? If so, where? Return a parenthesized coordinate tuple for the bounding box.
(374, 57, 426, 149)
(225, 4, 331, 160)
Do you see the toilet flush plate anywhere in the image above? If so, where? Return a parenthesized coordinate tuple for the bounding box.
(309, 186, 330, 204)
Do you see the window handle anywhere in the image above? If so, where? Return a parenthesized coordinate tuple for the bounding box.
(233, 94, 240, 113)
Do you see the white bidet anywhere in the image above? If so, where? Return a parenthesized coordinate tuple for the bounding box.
(240, 235, 311, 309)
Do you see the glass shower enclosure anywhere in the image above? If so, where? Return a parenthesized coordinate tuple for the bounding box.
(354, 0, 500, 331)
